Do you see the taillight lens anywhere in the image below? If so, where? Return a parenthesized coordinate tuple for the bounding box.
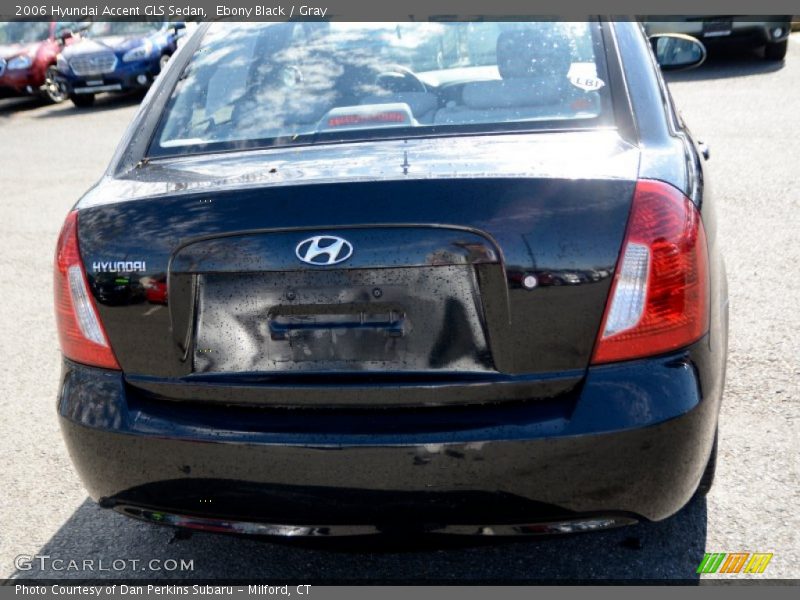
(54, 211, 120, 370)
(591, 180, 709, 364)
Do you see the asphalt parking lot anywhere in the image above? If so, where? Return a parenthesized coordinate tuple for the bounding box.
(1, 34, 798, 582)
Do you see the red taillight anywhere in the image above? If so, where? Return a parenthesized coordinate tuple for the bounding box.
(54, 211, 120, 370)
(591, 180, 709, 364)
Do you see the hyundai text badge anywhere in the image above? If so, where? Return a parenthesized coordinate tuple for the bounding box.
(295, 235, 354, 266)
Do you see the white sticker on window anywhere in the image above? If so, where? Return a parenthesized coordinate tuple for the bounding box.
(569, 74, 605, 91)
(567, 62, 605, 92)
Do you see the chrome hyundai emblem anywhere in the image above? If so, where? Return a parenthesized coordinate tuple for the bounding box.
(295, 235, 354, 266)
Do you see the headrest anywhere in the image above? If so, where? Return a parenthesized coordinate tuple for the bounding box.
(496, 27, 574, 79)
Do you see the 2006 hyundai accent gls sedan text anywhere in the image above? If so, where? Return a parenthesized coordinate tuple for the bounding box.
(55, 21, 728, 537)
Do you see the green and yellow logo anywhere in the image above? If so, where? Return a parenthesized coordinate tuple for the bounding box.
(697, 552, 773, 574)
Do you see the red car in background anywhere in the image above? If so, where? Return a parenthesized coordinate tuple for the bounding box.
(143, 274, 168, 305)
(0, 21, 83, 103)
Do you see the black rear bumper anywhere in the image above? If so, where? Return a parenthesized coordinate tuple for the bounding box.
(58, 335, 723, 531)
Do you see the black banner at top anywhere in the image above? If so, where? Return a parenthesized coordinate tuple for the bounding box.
(0, 0, 798, 21)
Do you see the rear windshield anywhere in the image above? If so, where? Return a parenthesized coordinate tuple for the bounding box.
(150, 21, 612, 157)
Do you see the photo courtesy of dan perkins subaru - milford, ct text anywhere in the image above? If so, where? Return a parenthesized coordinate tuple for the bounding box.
(14, 585, 312, 595)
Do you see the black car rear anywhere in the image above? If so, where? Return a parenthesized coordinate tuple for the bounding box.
(55, 21, 727, 535)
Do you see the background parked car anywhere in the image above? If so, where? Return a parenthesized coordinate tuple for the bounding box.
(56, 21, 185, 108)
(0, 21, 83, 103)
(643, 17, 793, 61)
(143, 273, 168, 304)
(89, 273, 147, 306)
